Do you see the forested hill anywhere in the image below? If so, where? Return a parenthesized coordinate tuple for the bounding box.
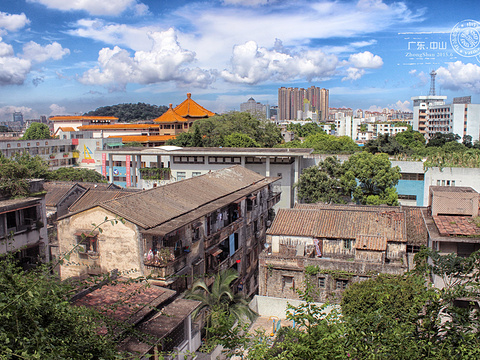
(83, 103, 168, 122)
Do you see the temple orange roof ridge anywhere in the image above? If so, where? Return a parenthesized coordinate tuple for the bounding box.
(109, 135, 175, 143)
(50, 115, 118, 121)
(78, 124, 160, 130)
(153, 103, 188, 123)
(173, 93, 215, 118)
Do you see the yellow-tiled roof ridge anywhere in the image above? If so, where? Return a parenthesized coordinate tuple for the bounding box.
(153, 103, 188, 123)
(173, 93, 215, 118)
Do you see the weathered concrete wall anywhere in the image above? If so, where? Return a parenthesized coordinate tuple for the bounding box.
(58, 206, 142, 280)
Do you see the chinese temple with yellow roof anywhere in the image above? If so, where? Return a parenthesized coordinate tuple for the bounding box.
(51, 94, 214, 146)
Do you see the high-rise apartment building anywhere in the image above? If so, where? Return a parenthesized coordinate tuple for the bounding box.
(278, 86, 329, 121)
(240, 97, 267, 117)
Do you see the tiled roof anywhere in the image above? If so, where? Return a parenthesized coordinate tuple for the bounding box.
(50, 116, 118, 121)
(76, 182, 120, 190)
(403, 206, 428, 246)
(108, 135, 175, 143)
(44, 182, 83, 207)
(356, 235, 387, 251)
(268, 205, 406, 243)
(74, 282, 175, 325)
(153, 104, 189, 123)
(119, 298, 201, 355)
(78, 124, 160, 130)
(173, 93, 215, 118)
(58, 127, 75, 132)
(433, 215, 480, 237)
(68, 188, 140, 213)
(62, 166, 274, 231)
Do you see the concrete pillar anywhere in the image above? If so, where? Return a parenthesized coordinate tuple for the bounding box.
(241, 156, 245, 167)
(266, 156, 271, 177)
(135, 155, 141, 187)
(131, 155, 136, 187)
(293, 156, 300, 206)
(108, 154, 113, 183)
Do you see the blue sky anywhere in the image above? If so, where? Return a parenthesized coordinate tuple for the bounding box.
(0, 0, 480, 120)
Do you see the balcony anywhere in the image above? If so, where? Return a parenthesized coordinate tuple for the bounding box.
(144, 251, 187, 279)
(267, 191, 281, 208)
(205, 218, 242, 249)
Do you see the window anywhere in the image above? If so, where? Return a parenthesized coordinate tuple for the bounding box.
(336, 279, 348, 290)
(192, 172, 201, 177)
(77, 234, 98, 254)
(282, 276, 294, 291)
(318, 277, 326, 288)
(177, 171, 186, 180)
(344, 239, 353, 250)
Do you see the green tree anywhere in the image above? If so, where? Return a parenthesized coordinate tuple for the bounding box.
(341, 274, 429, 359)
(427, 132, 461, 147)
(84, 102, 168, 122)
(168, 112, 283, 148)
(224, 133, 260, 148)
(343, 152, 401, 205)
(296, 157, 351, 204)
(0, 153, 49, 197)
(185, 269, 256, 343)
(22, 122, 51, 140)
(48, 167, 107, 182)
(463, 135, 473, 148)
(0, 253, 120, 359)
(301, 133, 359, 153)
(364, 133, 405, 155)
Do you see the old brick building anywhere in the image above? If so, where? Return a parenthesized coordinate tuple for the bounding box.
(259, 203, 427, 302)
(57, 166, 280, 296)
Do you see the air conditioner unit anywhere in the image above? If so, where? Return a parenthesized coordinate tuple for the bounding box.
(266, 220, 272, 227)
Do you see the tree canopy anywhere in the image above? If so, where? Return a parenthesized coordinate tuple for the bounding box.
(296, 153, 400, 205)
(84, 102, 168, 122)
(286, 122, 326, 138)
(166, 112, 283, 148)
(22, 122, 51, 140)
(48, 167, 107, 182)
(0, 252, 120, 359)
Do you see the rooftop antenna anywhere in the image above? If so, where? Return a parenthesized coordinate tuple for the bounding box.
(429, 70, 437, 96)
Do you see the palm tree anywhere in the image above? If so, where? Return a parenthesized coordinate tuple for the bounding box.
(185, 269, 257, 340)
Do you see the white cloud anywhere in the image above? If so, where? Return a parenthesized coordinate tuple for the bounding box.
(0, 106, 36, 121)
(49, 104, 67, 116)
(68, 19, 155, 51)
(436, 61, 480, 93)
(221, 40, 338, 84)
(0, 12, 30, 33)
(68, 0, 423, 74)
(22, 41, 70, 63)
(78, 28, 215, 89)
(0, 55, 31, 85)
(26, 0, 144, 16)
(221, 0, 277, 6)
(391, 100, 411, 112)
(0, 38, 70, 86)
(342, 67, 365, 81)
(348, 51, 383, 69)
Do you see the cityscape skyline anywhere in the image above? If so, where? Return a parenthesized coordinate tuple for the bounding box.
(0, 1, 479, 121)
